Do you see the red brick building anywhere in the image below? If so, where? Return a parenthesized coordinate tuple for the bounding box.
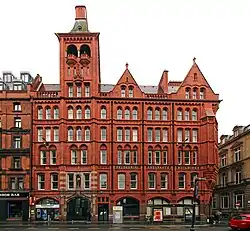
(0, 72, 33, 221)
(29, 6, 220, 222)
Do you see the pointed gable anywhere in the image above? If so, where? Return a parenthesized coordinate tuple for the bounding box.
(109, 63, 143, 98)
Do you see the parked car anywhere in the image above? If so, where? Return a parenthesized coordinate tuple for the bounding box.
(229, 214, 250, 230)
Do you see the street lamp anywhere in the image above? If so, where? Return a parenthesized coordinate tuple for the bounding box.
(190, 177, 206, 231)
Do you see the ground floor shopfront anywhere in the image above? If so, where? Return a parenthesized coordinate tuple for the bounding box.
(0, 192, 29, 221)
(31, 192, 211, 222)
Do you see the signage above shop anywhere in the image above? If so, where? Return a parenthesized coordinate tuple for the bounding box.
(0, 192, 29, 197)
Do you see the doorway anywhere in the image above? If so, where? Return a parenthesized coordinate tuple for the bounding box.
(98, 204, 109, 222)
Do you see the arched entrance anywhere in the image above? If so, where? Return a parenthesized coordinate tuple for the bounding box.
(117, 197, 140, 218)
(35, 198, 60, 221)
(67, 197, 91, 221)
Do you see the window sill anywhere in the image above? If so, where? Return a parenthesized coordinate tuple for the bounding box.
(9, 168, 23, 171)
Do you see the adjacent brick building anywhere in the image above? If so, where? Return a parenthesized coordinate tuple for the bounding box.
(0, 72, 33, 221)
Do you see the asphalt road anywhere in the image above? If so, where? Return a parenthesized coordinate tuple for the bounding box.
(1, 227, 229, 231)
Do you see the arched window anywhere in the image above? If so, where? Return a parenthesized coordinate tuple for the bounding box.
(76, 127, 82, 141)
(70, 147, 77, 164)
(85, 127, 90, 141)
(177, 108, 182, 121)
(100, 145, 107, 164)
(101, 107, 107, 119)
(67, 45, 78, 57)
(162, 108, 167, 120)
(121, 86, 126, 98)
(128, 87, 133, 98)
(68, 127, 73, 141)
(38, 107, 43, 120)
(53, 107, 59, 119)
(155, 108, 160, 120)
(80, 44, 91, 57)
(184, 109, 190, 121)
(132, 107, 138, 120)
(45, 107, 51, 120)
(185, 88, 190, 99)
(81, 145, 88, 164)
(76, 107, 82, 119)
(85, 107, 91, 119)
(200, 88, 205, 99)
(147, 108, 153, 120)
(117, 107, 122, 120)
(192, 109, 197, 121)
(193, 88, 197, 99)
(125, 108, 130, 120)
(68, 106, 74, 119)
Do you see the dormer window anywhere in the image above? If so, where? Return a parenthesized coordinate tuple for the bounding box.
(121, 86, 126, 98)
(128, 87, 133, 98)
(21, 73, 30, 82)
(234, 130, 239, 137)
(3, 74, 12, 82)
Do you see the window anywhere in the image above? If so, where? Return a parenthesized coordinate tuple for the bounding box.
(162, 109, 167, 120)
(118, 150, 122, 165)
(155, 129, 161, 142)
(155, 109, 160, 120)
(221, 195, 229, 209)
(148, 173, 156, 189)
(235, 170, 242, 184)
(71, 150, 77, 164)
(163, 129, 168, 142)
(178, 150, 182, 165)
(76, 174, 81, 189)
(117, 128, 123, 141)
(128, 87, 133, 98)
(38, 107, 43, 120)
(191, 173, 198, 188)
(193, 89, 197, 99)
(147, 108, 153, 120)
(125, 108, 130, 120)
(132, 129, 138, 142)
(117, 108, 122, 119)
(147, 128, 153, 142)
(101, 127, 107, 141)
(155, 151, 161, 165)
(192, 110, 197, 121)
(234, 147, 241, 162)
(53, 107, 59, 119)
(200, 88, 205, 99)
(68, 127, 73, 141)
(161, 173, 168, 189)
(234, 193, 244, 208)
(14, 118, 21, 128)
(193, 149, 197, 165)
(121, 87, 126, 97)
(184, 110, 190, 121)
(177, 109, 182, 121)
(40, 150, 46, 165)
(13, 137, 21, 148)
(50, 150, 56, 165)
(192, 129, 198, 142)
(221, 173, 227, 187)
(13, 157, 21, 169)
(68, 85, 73, 97)
(46, 108, 51, 120)
(85, 127, 90, 141)
(54, 128, 59, 142)
(184, 151, 190, 165)
(51, 174, 58, 190)
(221, 155, 227, 167)
(14, 103, 21, 111)
(125, 128, 130, 142)
(68, 174, 74, 189)
(132, 108, 138, 120)
(118, 174, 125, 189)
(148, 150, 153, 165)
(76, 128, 82, 141)
(84, 173, 90, 189)
(77, 85, 82, 97)
(100, 150, 107, 164)
(185, 89, 190, 99)
(68, 107, 73, 119)
(76, 107, 82, 119)
(177, 129, 182, 142)
(45, 128, 51, 142)
(81, 150, 87, 164)
(184, 129, 190, 142)
(130, 173, 137, 189)
(178, 173, 185, 189)
(85, 107, 91, 119)
(163, 151, 167, 165)
(10, 177, 23, 190)
(133, 150, 137, 164)
(124, 151, 130, 164)
(100, 174, 107, 189)
(85, 84, 90, 97)
(101, 107, 107, 119)
(13, 85, 22, 90)
(38, 174, 45, 190)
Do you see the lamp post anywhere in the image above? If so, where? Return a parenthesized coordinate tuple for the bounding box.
(190, 177, 206, 231)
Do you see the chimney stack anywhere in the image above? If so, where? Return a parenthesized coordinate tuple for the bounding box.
(75, 5, 87, 20)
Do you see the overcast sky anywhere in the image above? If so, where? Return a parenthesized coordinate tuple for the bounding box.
(0, 0, 249, 136)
